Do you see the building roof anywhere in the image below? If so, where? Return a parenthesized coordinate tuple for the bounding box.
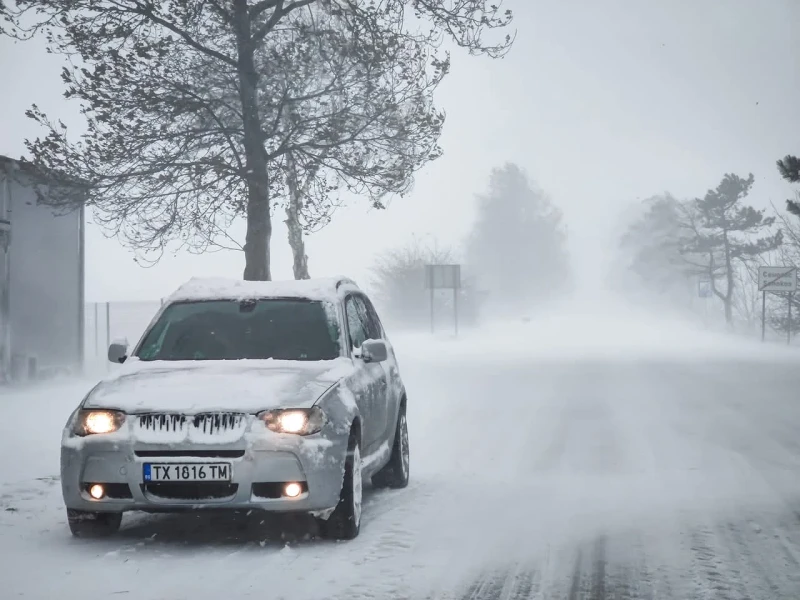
(0, 155, 35, 176)
(0, 155, 90, 191)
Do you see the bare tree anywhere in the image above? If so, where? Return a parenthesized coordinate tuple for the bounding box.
(731, 259, 764, 333)
(370, 235, 461, 329)
(258, 10, 448, 277)
(1, 0, 514, 280)
(760, 204, 800, 336)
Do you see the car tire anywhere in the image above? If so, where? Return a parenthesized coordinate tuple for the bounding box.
(67, 509, 122, 538)
(317, 430, 362, 541)
(372, 405, 410, 489)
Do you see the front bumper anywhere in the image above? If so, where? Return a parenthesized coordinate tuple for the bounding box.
(60, 422, 347, 515)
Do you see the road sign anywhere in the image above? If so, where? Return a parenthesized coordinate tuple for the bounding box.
(758, 266, 797, 292)
(698, 278, 712, 298)
(424, 264, 461, 336)
(424, 264, 461, 290)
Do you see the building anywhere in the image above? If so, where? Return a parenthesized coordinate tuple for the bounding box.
(0, 156, 85, 381)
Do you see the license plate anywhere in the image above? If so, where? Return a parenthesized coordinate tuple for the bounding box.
(143, 463, 232, 482)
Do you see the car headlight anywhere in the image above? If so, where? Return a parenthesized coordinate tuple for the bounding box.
(72, 410, 126, 436)
(257, 407, 325, 435)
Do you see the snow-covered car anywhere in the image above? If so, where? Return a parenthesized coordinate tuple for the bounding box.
(60, 277, 410, 540)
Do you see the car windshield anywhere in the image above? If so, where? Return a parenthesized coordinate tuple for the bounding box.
(135, 299, 341, 361)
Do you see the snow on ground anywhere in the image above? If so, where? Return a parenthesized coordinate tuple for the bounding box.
(0, 380, 91, 487)
(405, 292, 800, 364)
(4, 301, 800, 599)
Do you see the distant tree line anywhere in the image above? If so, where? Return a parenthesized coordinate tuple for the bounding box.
(369, 162, 571, 328)
(618, 155, 800, 335)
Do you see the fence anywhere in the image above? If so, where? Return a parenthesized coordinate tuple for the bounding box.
(84, 300, 162, 374)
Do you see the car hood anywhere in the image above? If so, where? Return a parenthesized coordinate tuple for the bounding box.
(82, 358, 356, 414)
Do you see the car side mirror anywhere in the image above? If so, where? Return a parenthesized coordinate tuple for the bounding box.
(108, 340, 129, 364)
(361, 339, 388, 363)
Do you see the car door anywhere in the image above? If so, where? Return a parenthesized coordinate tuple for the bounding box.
(344, 294, 384, 454)
(359, 295, 398, 441)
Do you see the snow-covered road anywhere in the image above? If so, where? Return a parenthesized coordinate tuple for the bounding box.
(4, 314, 800, 599)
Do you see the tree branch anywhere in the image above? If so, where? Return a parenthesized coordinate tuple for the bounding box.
(249, 0, 281, 18)
(130, 2, 237, 66)
(252, 0, 315, 41)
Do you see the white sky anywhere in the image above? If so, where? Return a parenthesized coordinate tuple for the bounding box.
(1, 0, 798, 302)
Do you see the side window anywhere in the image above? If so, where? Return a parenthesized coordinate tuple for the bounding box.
(345, 296, 367, 350)
(360, 296, 383, 340)
(138, 320, 171, 360)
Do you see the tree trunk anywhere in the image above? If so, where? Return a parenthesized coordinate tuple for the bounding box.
(233, 0, 271, 281)
(722, 229, 734, 327)
(723, 294, 733, 325)
(284, 152, 310, 280)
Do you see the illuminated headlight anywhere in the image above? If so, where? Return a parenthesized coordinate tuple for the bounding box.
(72, 410, 126, 436)
(257, 407, 325, 435)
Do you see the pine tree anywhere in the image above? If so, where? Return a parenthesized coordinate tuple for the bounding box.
(684, 173, 782, 326)
(465, 163, 569, 312)
(777, 155, 800, 217)
(620, 193, 696, 295)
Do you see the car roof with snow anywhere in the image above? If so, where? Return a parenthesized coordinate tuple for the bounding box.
(166, 276, 361, 305)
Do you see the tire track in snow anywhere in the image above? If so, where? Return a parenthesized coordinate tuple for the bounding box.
(686, 526, 751, 600)
(562, 531, 674, 600)
(723, 520, 781, 599)
(589, 535, 608, 600)
(419, 512, 800, 600)
(567, 548, 584, 600)
(719, 515, 800, 599)
(773, 512, 800, 579)
(565, 535, 610, 600)
(447, 565, 541, 600)
(604, 562, 641, 600)
(507, 568, 539, 599)
(602, 533, 656, 600)
(459, 570, 510, 600)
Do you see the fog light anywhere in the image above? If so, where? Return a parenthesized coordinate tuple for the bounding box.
(89, 484, 105, 500)
(284, 482, 302, 498)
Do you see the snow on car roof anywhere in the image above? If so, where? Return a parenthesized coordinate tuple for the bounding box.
(166, 276, 360, 304)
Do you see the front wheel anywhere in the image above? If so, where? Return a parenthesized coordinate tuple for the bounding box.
(372, 408, 410, 489)
(67, 509, 122, 538)
(317, 432, 362, 540)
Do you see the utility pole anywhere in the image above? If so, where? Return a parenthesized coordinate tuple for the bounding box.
(0, 173, 11, 382)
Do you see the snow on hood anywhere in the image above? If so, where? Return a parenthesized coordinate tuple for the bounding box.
(83, 358, 356, 414)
